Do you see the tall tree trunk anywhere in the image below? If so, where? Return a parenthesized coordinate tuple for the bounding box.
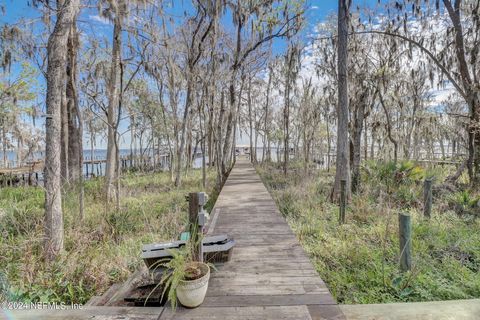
(189, 131, 199, 171)
(223, 74, 244, 174)
(216, 91, 225, 188)
(66, 14, 84, 219)
(207, 89, 214, 168)
(129, 114, 134, 166)
(199, 95, 207, 188)
(2, 123, 7, 167)
(175, 78, 193, 187)
(404, 96, 418, 159)
(166, 65, 179, 183)
(186, 126, 194, 174)
(232, 110, 238, 164)
(221, 14, 243, 178)
(283, 47, 295, 175)
(363, 117, 368, 160)
(90, 134, 95, 177)
(105, 4, 123, 202)
(331, 0, 351, 201)
(468, 95, 480, 186)
(44, 0, 79, 261)
(440, 134, 446, 159)
(248, 76, 254, 163)
(254, 119, 259, 164)
(139, 131, 144, 170)
(351, 97, 366, 193)
(303, 128, 308, 173)
(67, 102, 80, 181)
(370, 125, 375, 159)
(114, 61, 125, 212)
(267, 137, 271, 162)
(222, 76, 236, 178)
(151, 127, 156, 169)
(66, 16, 80, 183)
(276, 140, 281, 163)
(263, 65, 273, 163)
(61, 91, 69, 182)
(326, 115, 331, 171)
(378, 90, 398, 164)
(156, 79, 174, 176)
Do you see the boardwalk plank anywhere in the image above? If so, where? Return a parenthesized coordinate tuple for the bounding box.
(160, 305, 313, 320)
(202, 294, 336, 307)
(213, 269, 319, 277)
(208, 275, 326, 287)
(0, 307, 162, 320)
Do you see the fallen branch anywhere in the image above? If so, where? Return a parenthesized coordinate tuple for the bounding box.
(432, 159, 467, 196)
(445, 159, 467, 184)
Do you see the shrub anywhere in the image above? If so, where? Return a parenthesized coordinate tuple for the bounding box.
(449, 190, 480, 216)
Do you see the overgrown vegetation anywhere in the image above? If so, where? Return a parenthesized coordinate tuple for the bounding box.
(0, 169, 215, 304)
(258, 161, 480, 304)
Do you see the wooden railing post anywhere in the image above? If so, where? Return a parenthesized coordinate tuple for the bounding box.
(423, 178, 432, 219)
(399, 212, 412, 272)
(339, 179, 346, 224)
(188, 192, 208, 262)
(197, 192, 208, 263)
(188, 192, 200, 261)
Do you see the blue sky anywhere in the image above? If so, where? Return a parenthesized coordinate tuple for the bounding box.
(0, 0, 384, 149)
(0, 0, 385, 59)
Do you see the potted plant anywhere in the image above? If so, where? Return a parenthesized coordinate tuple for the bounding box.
(149, 240, 211, 310)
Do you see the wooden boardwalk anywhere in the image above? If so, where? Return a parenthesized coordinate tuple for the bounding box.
(2, 159, 343, 319)
(160, 158, 343, 319)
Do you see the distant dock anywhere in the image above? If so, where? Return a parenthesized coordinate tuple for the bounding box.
(0, 154, 171, 187)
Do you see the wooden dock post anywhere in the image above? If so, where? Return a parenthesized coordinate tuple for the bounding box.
(339, 179, 346, 224)
(423, 178, 432, 218)
(188, 192, 202, 262)
(188, 192, 208, 262)
(399, 212, 412, 272)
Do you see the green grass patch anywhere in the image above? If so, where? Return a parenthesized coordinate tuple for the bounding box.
(257, 161, 480, 304)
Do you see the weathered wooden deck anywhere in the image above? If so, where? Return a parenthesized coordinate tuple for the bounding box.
(2, 159, 343, 319)
(159, 158, 343, 319)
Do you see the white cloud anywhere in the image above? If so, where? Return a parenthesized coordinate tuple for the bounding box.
(89, 14, 111, 25)
(311, 6, 319, 10)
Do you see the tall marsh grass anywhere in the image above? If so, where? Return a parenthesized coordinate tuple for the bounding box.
(258, 161, 480, 304)
(0, 169, 216, 304)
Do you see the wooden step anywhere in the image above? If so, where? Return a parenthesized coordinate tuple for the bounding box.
(104, 267, 151, 306)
